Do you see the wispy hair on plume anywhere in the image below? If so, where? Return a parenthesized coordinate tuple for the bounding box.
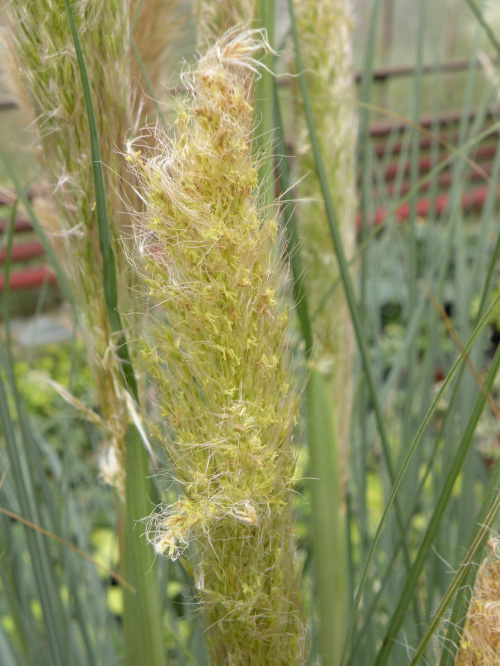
(126, 29, 305, 664)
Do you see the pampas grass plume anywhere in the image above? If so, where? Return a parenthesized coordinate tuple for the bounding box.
(126, 28, 305, 664)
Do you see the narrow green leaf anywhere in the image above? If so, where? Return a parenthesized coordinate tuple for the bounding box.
(273, 81, 313, 357)
(0, 625, 20, 666)
(2, 203, 17, 353)
(130, 39, 168, 128)
(130, 0, 145, 36)
(128, 0, 168, 126)
(63, 0, 137, 400)
(463, 0, 500, 57)
(123, 426, 166, 666)
(307, 368, 346, 666)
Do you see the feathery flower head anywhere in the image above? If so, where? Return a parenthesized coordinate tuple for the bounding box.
(126, 28, 304, 663)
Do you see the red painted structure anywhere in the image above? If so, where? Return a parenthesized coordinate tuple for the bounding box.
(1, 56, 499, 293)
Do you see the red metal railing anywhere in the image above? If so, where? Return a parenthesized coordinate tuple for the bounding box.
(1, 55, 499, 293)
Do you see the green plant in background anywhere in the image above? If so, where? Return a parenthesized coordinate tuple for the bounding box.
(126, 29, 305, 664)
(288, 0, 500, 664)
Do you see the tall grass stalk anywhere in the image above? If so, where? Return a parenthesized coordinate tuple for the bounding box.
(126, 29, 305, 664)
(253, 0, 276, 210)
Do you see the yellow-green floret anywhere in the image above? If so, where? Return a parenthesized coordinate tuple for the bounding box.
(126, 29, 305, 665)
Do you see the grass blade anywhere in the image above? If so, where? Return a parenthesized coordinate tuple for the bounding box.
(307, 368, 346, 665)
(463, 0, 500, 57)
(273, 80, 313, 357)
(123, 426, 165, 666)
(130, 39, 168, 128)
(62, 0, 137, 400)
